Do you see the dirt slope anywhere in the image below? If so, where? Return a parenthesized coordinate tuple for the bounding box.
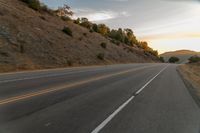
(0, 0, 159, 72)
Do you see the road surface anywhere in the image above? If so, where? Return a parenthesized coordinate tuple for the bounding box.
(0, 63, 199, 133)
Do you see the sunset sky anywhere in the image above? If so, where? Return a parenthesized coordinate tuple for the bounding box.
(41, 0, 200, 54)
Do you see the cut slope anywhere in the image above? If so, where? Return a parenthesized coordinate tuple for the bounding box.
(0, 0, 159, 72)
(160, 50, 200, 63)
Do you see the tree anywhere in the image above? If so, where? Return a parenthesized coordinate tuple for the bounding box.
(159, 57, 165, 63)
(188, 55, 200, 63)
(139, 41, 148, 51)
(74, 18, 80, 24)
(56, 4, 73, 17)
(168, 56, 179, 63)
(98, 24, 110, 36)
(92, 24, 98, 32)
(80, 18, 92, 29)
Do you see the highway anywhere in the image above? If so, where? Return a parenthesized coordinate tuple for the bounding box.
(0, 63, 199, 133)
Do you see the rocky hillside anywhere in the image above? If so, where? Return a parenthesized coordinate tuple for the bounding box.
(160, 50, 200, 63)
(0, 0, 159, 72)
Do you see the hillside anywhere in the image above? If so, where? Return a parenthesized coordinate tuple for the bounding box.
(160, 50, 200, 63)
(0, 0, 159, 72)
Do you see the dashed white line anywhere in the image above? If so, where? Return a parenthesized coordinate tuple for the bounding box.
(91, 65, 169, 133)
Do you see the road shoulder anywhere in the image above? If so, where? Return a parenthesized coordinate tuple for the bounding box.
(177, 63, 200, 107)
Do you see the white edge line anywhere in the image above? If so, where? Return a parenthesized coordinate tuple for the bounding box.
(91, 96, 135, 133)
(91, 65, 169, 133)
(135, 65, 169, 95)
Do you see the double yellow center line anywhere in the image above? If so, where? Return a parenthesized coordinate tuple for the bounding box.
(0, 65, 156, 105)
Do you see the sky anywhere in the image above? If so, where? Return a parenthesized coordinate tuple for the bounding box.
(40, 0, 200, 54)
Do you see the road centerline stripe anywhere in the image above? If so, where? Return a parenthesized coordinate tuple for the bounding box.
(91, 65, 169, 133)
(0, 65, 157, 105)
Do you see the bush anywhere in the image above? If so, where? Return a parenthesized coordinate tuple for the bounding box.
(20, 44, 25, 53)
(100, 42, 107, 49)
(61, 16, 71, 21)
(97, 53, 105, 60)
(62, 26, 72, 37)
(168, 56, 179, 63)
(89, 29, 93, 33)
(110, 39, 120, 46)
(188, 56, 200, 63)
(21, 0, 41, 10)
(83, 33, 87, 36)
(159, 57, 165, 63)
(67, 60, 73, 66)
(40, 5, 54, 15)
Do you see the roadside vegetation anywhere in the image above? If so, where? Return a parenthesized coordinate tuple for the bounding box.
(74, 17, 158, 57)
(62, 26, 73, 37)
(20, 0, 159, 58)
(168, 56, 179, 63)
(178, 62, 200, 106)
(188, 56, 200, 63)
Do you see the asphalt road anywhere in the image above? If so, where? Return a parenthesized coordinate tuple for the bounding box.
(0, 63, 199, 133)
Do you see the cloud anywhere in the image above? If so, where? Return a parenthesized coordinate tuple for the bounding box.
(139, 32, 200, 41)
(73, 8, 129, 21)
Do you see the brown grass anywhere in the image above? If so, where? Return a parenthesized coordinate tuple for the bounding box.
(0, 0, 159, 73)
(178, 63, 200, 98)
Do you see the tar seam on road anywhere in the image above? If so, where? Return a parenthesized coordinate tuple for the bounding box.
(91, 65, 169, 133)
(0, 65, 157, 106)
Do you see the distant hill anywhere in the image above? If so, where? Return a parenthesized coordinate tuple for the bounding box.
(160, 50, 200, 63)
(0, 0, 160, 72)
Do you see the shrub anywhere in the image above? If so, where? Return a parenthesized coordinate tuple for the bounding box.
(100, 42, 107, 49)
(74, 18, 80, 24)
(40, 5, 54, 14)
(168, 56, 179, 63)
(62, 26, 72, 37)
(61, 16, 71, 21)
(20, 44, 25, 53)
(97, 53, 105, 60)
(89, 29, 93, 33)
(83, 33, 87, 36)
(159, 57, 165, 63)
(92, 24, 98, 32)
(110, 39, 120, 46)
(67, 60, 73, 66)
(21, 0, 41, 10)
(188, 56, 200, 63)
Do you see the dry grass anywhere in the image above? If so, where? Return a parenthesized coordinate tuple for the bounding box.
(0, 0, 159, 73)
(178, 63, 200, 98)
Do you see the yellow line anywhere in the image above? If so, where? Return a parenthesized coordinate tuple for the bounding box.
(0, 65, 156, 105)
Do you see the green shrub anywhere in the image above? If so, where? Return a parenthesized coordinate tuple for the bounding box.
(100, 42, 107, 49)
(21, 0, 41, 10)
(168, 56, 179, 63)
(110, 39, 120, 46)
(188, 56, 200, 63)
(159, 57, 165, 63)
(97, 53, 105, 60)
(74, 18, 80, 24)
(61, 16, 71, 21)
(62, 26, 72, 37)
